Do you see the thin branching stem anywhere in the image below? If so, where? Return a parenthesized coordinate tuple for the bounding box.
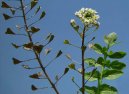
(20, 0, 59, 94)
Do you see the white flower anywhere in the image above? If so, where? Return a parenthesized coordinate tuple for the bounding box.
(73, 8, 100, 27)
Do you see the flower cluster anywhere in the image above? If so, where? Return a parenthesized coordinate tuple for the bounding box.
(73, 8, 100, 27)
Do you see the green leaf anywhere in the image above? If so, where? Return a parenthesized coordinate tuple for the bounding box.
(31, 27, 40, 33)
(103, 69, 123, 80)
(31, 84, 38, 91)
(84, 58, 96, 66)
(5, 28, 15, 35)
(2, 1, 11, 8)
(64, 40, 70, 44)
(11, 43, 20, 49)
(97, 57, 104, 66)
(64, 68, 69, 75)
(83, 86, 97, 94)
(100, 84, 117, 94)
(91, 43, 102, 54)
(35, 6, 41, 14)
(55, 50, 62, 58)
(110, 60, 126, 70)
(23, 42, 33, 50)
(12, 58, 22, 64)
(33, 45, 43, 54)
(68, 63, 75, 70)
(108, 51, 126, 59)
(29, 72, 42, 79)
(84, 69, 99, 81)
(104, 32, 117, 47)
(3, 13, 12, 20)
(31, 0, 38, 9)
(39, 11, 46, 20)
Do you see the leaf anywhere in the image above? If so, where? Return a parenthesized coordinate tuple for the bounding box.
(5, 28, 15, 35)
(55, 50, 62, 58)
(64, 40, 70, 44)
(31, 84, 38, 91)
(31, 0, 38, 9)
(11, 43, 20, 49)
(31, 27, 40, 33)
(110, 60, 126, 70)
(39, 11, 46, 20)
(100, 84, 117, 94)
(91, 43, 102, 54)
(84, 69, 99, 81)
(12, 58, 22, 64)
(108, 51, 126, 59)
(104, 32, 117, 47)
(97, 57, 104, 66)
(64, 68, 69, 75)
(103, 69, 123, 80)
(33, 45, 43, 54)
(82, 86, 97, 94)
(29, 72, 42, 79)
(68, 63, 75, 70)
(23, 42, 33, 50)
(2, 1, 11, 8)
(3, 13, 12, 20)
(35, 6, 41, 14)
(84, 58, 96, 66)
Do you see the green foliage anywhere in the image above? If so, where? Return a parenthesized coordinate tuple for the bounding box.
(103, 69, 123, 80)
(91, 43, 103, 54)
(100, 84, 117, 94)
(108, 51, 126, 59)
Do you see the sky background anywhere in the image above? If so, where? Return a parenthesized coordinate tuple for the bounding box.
(0, 0, 129, 94)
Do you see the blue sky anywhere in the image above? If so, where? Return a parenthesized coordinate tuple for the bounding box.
(0, 0, 129, 94)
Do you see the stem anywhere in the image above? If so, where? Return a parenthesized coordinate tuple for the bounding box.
(20, 1, 59, 94)
(97, 45, 109, 94)
(81, 26, 86, 94)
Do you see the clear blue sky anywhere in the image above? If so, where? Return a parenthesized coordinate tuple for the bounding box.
(0, 0, 129, 94)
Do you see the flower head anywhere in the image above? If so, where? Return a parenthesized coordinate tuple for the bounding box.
(74, 8, 100, 27)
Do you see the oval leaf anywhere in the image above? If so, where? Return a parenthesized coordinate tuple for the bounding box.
(110, 60, 126, 70)
(85, 69, 99, 81)
(84, 58, 96, 66)
(91, 43, 102, 54)
(103, 69, 123, 80)
(100, 84, 117, 94)
(108, 51, 126, 59)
